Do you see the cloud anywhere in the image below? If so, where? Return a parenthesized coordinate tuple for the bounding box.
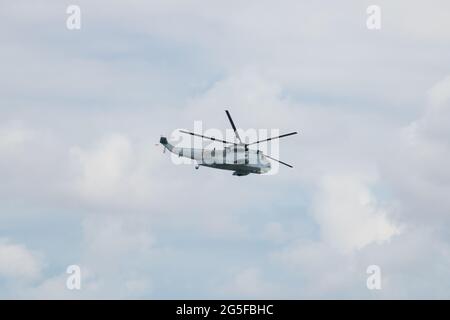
(428, 76, 450, 107)
(381, 74, 450, 226)
(81, 214, 154, 263)
(70, 134, 134, 202)
(312, 174, 401, 253)
(268, 75, 450, 298)
(263, 222, 288, 243)
(1, 0, 450, 299)
(273, 226, 450, 299)
(0, 238, 43, 282)
(69, 133, 159, 209)
(0, 121, 33, 154)
(274, 241, 359, 298)
(221, 267, 278, 298)
(19, 213, 156, 299)
(71, 213, 155, 298)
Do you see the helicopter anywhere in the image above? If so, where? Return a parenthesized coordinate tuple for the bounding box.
(159, 110, 298, 176)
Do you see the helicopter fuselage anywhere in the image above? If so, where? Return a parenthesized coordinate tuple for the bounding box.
(159, 110, 296, 176)
(160, 138, 271, 175)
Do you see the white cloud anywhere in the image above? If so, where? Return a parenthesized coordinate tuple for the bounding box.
(0, 121, 33, 155)
(81, 214, 154, 263)
(274, 227, 450, 299)
(382, 74, 450, 225)
(69, 133, 158, 209)
(312, 174, 401, 253)
(21, 214, 156, 299)
(428, 76, 450, 107)
(70, 134, 133, 201)
(0, 238, 43, 282)
(274, 241, 360, 298)
(1, 0, 450, 299)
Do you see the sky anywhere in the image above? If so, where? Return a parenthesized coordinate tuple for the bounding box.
(1, 0, 450, 299)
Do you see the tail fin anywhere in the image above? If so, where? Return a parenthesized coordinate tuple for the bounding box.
(160, 137, 168, 145)
(159, 136, 174, 152)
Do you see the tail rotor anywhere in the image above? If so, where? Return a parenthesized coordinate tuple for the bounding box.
(156, 135, 167, 153)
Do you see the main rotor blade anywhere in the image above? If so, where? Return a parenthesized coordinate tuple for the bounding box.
(225, 110, 242, 144)
(264, 154, 293, 168)
(179, 130, 237, 145)
(247, 132, 298, 146)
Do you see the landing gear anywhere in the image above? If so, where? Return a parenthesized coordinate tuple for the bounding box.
(195, 165, 199, 170)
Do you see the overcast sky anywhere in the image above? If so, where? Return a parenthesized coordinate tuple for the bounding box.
(1, 0, 450, 298)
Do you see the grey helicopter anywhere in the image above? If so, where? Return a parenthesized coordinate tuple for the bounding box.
(159, 110, 297, 176)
